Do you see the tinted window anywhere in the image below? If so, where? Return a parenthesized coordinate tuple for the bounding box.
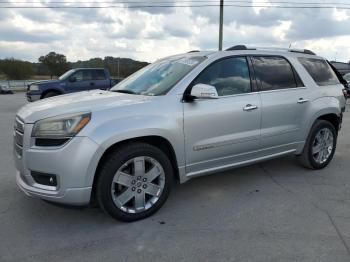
(72, 70, 93, 81)
(298, 58, 340, 86)
(193, 57, 251, 96)
(93, 70, 106, 80)
(294, 69, 304, 87)
(251, 56, 297, 91)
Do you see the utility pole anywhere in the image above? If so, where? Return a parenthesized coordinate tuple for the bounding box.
(117, 58, 120, 79)
(219, 0, 224, 50)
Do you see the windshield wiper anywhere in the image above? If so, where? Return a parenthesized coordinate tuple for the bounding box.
(112, 89, 137, 95)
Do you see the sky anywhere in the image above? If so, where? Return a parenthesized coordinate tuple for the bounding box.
(0, 0, 350, 63)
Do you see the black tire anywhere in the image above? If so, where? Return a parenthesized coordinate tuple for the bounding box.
(43, 91, 59, 99)
(297, 120, 337, 169)
(96, 142, 174, 222)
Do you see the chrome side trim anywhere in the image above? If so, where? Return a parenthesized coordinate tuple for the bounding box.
(186, 149, 296, 179)
(193, 136, 259, 151)
(188, 141, 303, 167)
(260, 128, 300, 138)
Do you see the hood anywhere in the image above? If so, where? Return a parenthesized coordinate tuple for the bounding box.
(17, 90, 154, 123)
(30, 79, 61, 86)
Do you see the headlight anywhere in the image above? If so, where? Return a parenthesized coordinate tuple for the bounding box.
(32, 112, 91, 138)
(29, 84, 39, 91)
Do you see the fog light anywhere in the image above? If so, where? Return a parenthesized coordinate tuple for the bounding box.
(31, 171, 57, 187)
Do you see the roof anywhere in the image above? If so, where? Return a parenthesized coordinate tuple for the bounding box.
(182, 46, 324, 60)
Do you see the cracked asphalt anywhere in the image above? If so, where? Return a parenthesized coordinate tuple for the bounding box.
(1, 93, 350, 262)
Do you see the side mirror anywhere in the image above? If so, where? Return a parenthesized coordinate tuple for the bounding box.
(69, 76, 77, 82)
(190, 84, 218, 99)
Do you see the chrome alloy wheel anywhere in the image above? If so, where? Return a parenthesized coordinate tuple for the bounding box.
(111, 156, 165, 214)
(312, 127, 334, 164)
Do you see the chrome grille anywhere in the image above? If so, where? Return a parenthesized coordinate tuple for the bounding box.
(14, 117, 24, 157)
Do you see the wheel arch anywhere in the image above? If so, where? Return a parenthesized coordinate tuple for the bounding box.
(40, 88, 63, 99)
(316, 113, 340, 132)
(297, 108, 341, 155)
(91, 135, 180, 200)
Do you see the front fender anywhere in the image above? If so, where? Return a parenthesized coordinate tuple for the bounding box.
(40, 85, 65, 96)
(82, 107, 184, 188)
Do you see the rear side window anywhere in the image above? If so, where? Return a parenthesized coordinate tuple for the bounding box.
(298, 58, 340, 86)
(251, 56, 299, 91)
(93, 70, 106, 80)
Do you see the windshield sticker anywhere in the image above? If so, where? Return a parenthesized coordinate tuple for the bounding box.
(176, 58, 199, 67)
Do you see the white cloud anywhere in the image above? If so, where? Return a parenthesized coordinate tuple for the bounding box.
(0, 1, 350, 63)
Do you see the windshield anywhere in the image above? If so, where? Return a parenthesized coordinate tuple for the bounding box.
(110, 55, 206, 95)
(58, 69, 75, 80)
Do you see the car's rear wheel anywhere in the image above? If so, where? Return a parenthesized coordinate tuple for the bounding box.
(96, 143, 173, 222)
(298, 120, 337, 169)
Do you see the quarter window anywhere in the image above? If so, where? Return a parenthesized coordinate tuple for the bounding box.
(193, 57, 251, 96)
(251, 56, 299, 91)
(298, 58, 340, 86)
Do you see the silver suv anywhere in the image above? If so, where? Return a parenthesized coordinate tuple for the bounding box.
(14, 46, 347, 221)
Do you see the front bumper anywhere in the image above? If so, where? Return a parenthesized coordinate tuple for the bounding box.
(26, 91, 41, 102)
(14, 122, 100, 205)
(16, 171, 92, 205)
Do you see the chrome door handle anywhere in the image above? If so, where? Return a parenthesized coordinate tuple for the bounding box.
(243, 104, 258, 111)
(297, 98, 309, 104)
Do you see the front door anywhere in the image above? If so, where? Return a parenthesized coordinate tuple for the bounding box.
(66, 70, 94, 93)
(183, 56, 262, 175)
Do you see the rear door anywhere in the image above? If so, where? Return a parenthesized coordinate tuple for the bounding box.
(91, 69, 110, 90)
(250, 56, 309, 151)
(183, 56, 262, 175)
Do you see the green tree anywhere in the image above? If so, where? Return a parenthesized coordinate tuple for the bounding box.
(39, 52, 69, 79)
(0, 58, 34, 80)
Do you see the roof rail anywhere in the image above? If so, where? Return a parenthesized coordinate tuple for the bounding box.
(226, 45, 250, 51)
(225, 45, 316, 55)
(187, 50, 200, 53)
(290, 49, 316, 55)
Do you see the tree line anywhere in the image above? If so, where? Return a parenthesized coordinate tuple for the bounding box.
(0, 52, 149, 80)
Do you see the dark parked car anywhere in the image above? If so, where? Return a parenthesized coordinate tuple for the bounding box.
(330, 61, 350, 75)
(26, 68, 120, 102)
(343, 73, 350, 97)
(343, 73, 350, 82)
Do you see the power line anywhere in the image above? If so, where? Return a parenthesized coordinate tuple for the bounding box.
(2, 0, 350, 3)
(1, 4, 350, 9)
(1, 0, 350, 9)
(2, 0, 350, 5)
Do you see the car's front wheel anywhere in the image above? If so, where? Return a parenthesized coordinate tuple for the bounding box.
(96, 143, 173, 222)
(43, 91, 60, 99)
(298, 120, 337, 169)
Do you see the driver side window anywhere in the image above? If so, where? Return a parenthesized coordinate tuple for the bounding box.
(71, 70, 83, 81)
(193, 57, 252, 96)
(71, 70, 93, 82)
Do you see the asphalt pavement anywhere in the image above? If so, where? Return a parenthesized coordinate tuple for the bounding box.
(1, 93, 350, 262)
